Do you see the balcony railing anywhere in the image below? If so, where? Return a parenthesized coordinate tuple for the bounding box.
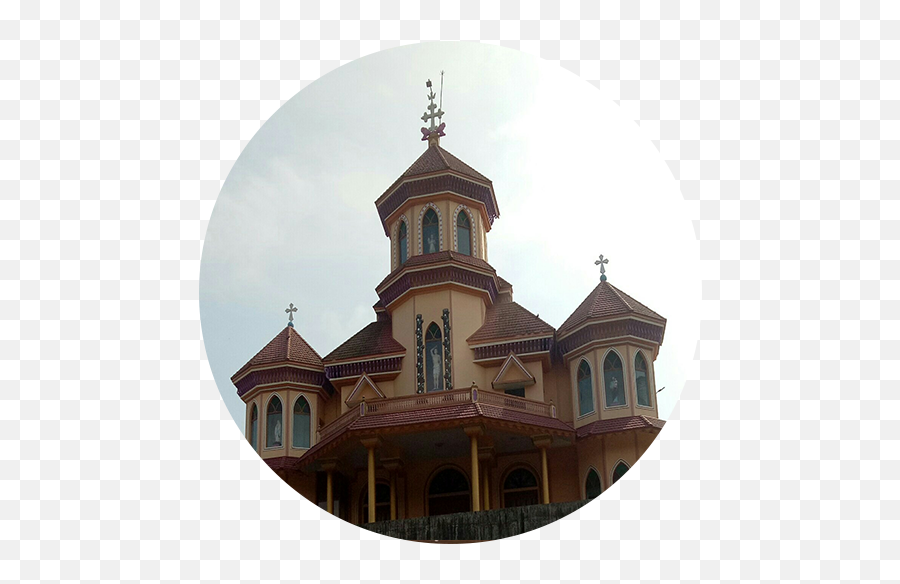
(316, 386, 558, 442)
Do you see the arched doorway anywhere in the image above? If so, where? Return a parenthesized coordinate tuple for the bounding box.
(426, 467, 470, 516)
(501, 467, 540, 508)
(360, 481, 391, 523)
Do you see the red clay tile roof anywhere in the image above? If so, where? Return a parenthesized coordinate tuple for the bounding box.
(558, 281, 666, 337)
(376, 144, 492, 205)
(400, 143, 491, 183)
(232, 325, 323, 381)
(575, 415, 665, 439)
(376, 250, 497, 290)
(467, 301, 556, 344)
(497, 276, 513, 290)
(323, 320, 406, 363)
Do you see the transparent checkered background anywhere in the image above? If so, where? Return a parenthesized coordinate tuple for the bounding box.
(2, 1, 897, 581)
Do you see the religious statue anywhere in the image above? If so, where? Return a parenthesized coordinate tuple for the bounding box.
(429, 345, 442, 391)
(426, 232, 438, 254)
(273, 418, 282, 446)
(608, 376, 623, 406)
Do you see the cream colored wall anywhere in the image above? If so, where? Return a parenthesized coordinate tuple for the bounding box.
(243, 388, 318, 460)
(543, 364, 573, 424)
(448, 289, 487, 390)
(389, 196, 488, 269)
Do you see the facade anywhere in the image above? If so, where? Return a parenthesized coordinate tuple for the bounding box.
(231, 91, 667, 530)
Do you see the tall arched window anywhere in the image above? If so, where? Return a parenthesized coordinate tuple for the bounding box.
(456, 211, 472, 256)
(422, 208, 440, 254)
(248, 404, 258, 451)
(360, 481, 391, 523)
(266, 395, 283, 448)
(398, 220, 408, 264)
(604, 351, 626, 407)
(612, 461, 629, 484)
(635, 351, 651, 407)
(292, 396, 311, 449)
(577, 359, 594, 416)
(425, 323, 444, 392)
(585, 468, 602, 499)
(502, 467, 540, 508)
(427, 467, 470, 516)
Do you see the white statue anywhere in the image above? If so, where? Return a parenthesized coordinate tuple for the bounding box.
(430, 345, 442, 390)
(274, 418, 282, 446)
(426, 232, 437, 253)
(608, 377, 622, 406)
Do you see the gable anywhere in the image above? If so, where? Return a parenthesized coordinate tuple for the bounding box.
(345, 373, 386, 405)
(492, 353, 536, 390)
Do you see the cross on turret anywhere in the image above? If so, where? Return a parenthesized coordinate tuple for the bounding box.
(285, 303, 297, 326)
(420, 76, 446, 145)
(595, 254, 609, 282)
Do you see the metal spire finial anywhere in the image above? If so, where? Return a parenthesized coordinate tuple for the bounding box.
(285, 303, 298, 326)
(595, 254, 610, 282)
(420, 76, 446, 146)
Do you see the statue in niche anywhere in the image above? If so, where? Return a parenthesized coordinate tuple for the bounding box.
(426, 232, 438, 254)
(273, 418, 282, 446)
(608, 376, 623, 406)
(429, 345, 442, 391)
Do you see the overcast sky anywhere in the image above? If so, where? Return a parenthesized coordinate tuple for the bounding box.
(199, 42, 700, 431)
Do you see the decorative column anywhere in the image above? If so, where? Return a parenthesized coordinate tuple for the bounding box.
(478, 446, 494, 512)
(383, 458, 403, 522)
(533, 435, 552, 504)
(415, 314, 425, 394)
(361, 438, 382, 523)
(464, 426, 484, 511)
(321, 459, 338, 515)
(442, 308, 452, 390)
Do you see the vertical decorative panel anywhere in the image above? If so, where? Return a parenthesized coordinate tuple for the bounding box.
(442, 308, 452, 390)
(415, 314, 425, 394)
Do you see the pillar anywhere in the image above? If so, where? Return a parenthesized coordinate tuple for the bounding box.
(532, 435, 552, 504)
(326, 469, 334, 514)
(481, 462, 490, 511)
(360, 438, 381, 524)
(465, 426, 483, 512)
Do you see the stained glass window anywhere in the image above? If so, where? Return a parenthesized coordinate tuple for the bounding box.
(423, 208, 440, 254)
(502, 467, 540, 508)
(425, 323, 443, 392)
(577, 360, 594, 416)
(398, 220, 408, 264)
(266, 395, 283, 448)
(612, 461, 629, 484)
(248, 404, 258, 451)
(585, 468, 602, 499)
(604, 351, 626, 407)
(292, 396, 311, 449)
(635, 351, 651, 407)
(457, 211, 471, 256)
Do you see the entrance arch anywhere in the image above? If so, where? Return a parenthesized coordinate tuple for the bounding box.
(426, 466, 471, 516)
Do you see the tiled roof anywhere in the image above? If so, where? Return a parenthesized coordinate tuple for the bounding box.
(300, 402, 575, 462)
(323, 320, 406, 363)
(558, 281, 666, 337)
(467, 301, 556, 344)
(400, 143, 491, 184)
(376, 250, 497, 290)
(575, 415, 665, 439)
(232, 325, 323, 381)
(497, 276, 513, 290)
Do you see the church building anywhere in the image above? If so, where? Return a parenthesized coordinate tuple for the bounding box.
(231, 82, 667, 533)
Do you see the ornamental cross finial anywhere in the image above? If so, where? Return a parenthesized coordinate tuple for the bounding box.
(595, 254, 610, 282)
(285, 303, 297, 326)
(420, 76, 446, 145)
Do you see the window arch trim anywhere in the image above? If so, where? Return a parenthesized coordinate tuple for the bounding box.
(634, 349, 653, 409)
(264, 393, 284, 449)
(291, 394, 312, 450)
(393, 215, 409, 268)
(417, 203, 443, 255)
(601, 348, 628, 409)
(610, 459, 630, 485)
(500, 464, 541, 508)
(576, 358, 595, 417)
(452, 204, 477, 256)
(584, 466, 603, 499)
(424, 464, 471, 517)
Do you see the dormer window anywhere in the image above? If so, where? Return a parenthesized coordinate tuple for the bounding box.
(457, 211, 472, 256)
(423, 209, 440, 254)
(398, 220, 408, 264)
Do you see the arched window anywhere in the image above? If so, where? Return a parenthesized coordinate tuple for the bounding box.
(585, 468, 602, 499)
(266, 395, 283, 448)
(292, 396, 311, 449)
(398, 220, 408, 265)
(427, 467, 470, 516)
(456, 211, 472, 256)
(577, 359, 594, 416)
(425, 323, 444, 392)
(502, 467, 540, 508)
(360, 481, 391, 523)
(248, 404, 258, 451)
(422, 208, 440, 254)
(635, 351, 651, 407)
(612, 461, 629, 484)
(604, 351, 626, 407)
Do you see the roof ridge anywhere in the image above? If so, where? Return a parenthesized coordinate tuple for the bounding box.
(286, 326, 292, 359)
(605, 282, 634, 312)
(434, 144, 450, 168)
